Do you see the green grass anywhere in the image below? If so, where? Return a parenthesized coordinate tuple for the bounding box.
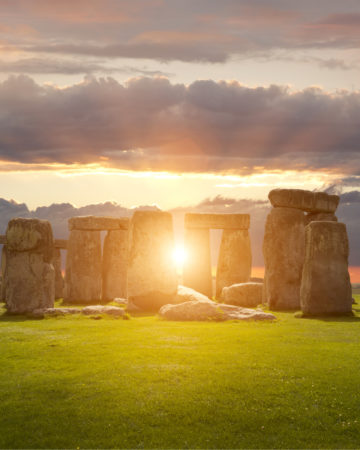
(0, 296, 360, 449)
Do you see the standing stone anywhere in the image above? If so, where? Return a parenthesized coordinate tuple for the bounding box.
(4, 218, 55, 313)
(52, 248, 64, 299)
(300, 221, 352, 315)
(102, 229, 128, 301)
(216, 229, 252, 298)
(263, 207, 305, 310)
(64, 230, 102, 303)
(127, 211, 177, 311)
(1, 246, 6, 301)
(183, 228, 212, 298)
(305, 212, 337, 225)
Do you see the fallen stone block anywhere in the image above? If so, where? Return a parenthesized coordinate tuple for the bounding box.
(222, 282, 263, 307)
(174, 285, 212, 303)
(159, 300, 275, 321)
(81, 305, 125, 317)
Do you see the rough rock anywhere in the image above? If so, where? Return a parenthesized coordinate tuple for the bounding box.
(263, 207, 305, 310)
(102, 229, 128, 301)
(69, 216, 129, 231)
(1, 246, 6, 301)
(3, 218, 55, 314)
(216, 229, 252, 298)
(268, 189, 339, 213)
(6, 218, 54, 262)
(222, 282, 263, 307)
(305, 212, 337, 225)
(183, 228, 212, 297)
(185, 213, 250, 230)
(159, 300, 275, 321)
(4, 251, 55, 314)
(52, 248, 64, 299)
(300, 221, 352, 315)
(127, 211, 178, 311)
(64, 230, 102, 303)
(113, 297, 128, 305)
(81, 305, 125, 317)
(174, 285, 212, 303)
(30, 307, 81, 318)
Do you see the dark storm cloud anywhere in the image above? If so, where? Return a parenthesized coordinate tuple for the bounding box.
(0, 75, 359, 174)
(1, 1, 360, 66)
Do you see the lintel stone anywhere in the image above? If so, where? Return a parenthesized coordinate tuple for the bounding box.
(68, 216, 129, 231)
(185, 213, 250, 230)
(269, 189, 339, 213)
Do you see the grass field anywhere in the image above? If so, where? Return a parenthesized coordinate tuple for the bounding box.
(0, 296, 360, 449)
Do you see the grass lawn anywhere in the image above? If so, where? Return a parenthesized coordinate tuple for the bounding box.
(0, 296, 359, 449)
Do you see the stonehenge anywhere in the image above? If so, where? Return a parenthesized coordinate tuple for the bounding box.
(64, 229, 102, 303)
(263, 188, 352, 315)
(2, 218, 55, 313)
(102, 229, 128, 301)
(0, 188, 354, 318)
(127, 211, 178, 311)
(64, 216, 129, 304)
(300, 221, 352, 315)
(183, 213, 251, 298)
(263, 207, 306, 310)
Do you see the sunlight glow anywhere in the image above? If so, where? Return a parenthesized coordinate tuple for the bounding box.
(172, 245, 187, 269)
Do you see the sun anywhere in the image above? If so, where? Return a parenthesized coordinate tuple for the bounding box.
(172, 245, 187, 268)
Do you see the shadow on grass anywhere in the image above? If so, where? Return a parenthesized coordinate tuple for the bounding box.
(295, 310, 360, 322)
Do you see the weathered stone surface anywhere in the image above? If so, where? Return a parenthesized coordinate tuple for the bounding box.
(102, 230, 128, 301)
(183, 228, 212, 298)
(0, 235, 6, 245)
(300, 221, 352, 315)
(64, 230, 102, 303)
(4, 251, 55, 314)
(222, 282, 263, 307)
(263, 207, 305, 310)
(269, 189, 339, 213)
(54, 239, 68, 249)
(3, 218, 55, 313)
(69, 216, 129, 231)
(305, 212, 337, 225)
(185, 213, 250, 230)
(127, 211, 178, 311)
(159, 300, 275, 321)
(216, 229, 252, 298)
(52, 248, 64, 299)
(1, 246, 7, 301)
(174, 285, 212, 304)
(30, 307, 81, 318)
(114, 297, 128, 305)
(6, 218, 54, 262)
(81, 305, 125, 317)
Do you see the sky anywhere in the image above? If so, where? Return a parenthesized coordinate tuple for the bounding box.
(0, 0, 359, 212)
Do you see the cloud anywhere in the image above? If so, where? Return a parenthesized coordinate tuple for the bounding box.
(1, 1, 360, 65)
(0, 75, 359, 175)
(0, 57, 173, 76)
